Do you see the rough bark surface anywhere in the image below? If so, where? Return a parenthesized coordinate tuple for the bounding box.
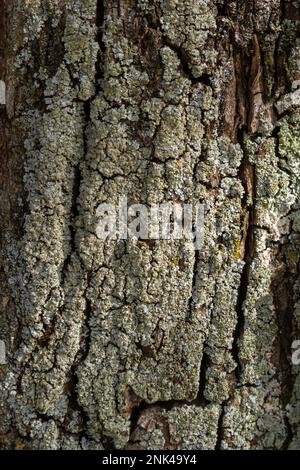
(0, 0, 300, 450)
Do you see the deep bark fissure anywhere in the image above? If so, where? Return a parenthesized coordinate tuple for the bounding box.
(233, 134, 256, 382)
(60, 164, 81, 283)
(215, 404, 227, 450)
(196, 350, 211, 406)
(216, 27, 261, 445)
(96, 0, 105, 54)
(162, 37, 212, 87)
(65, 365, 90, 440)
(81, 273, 93, 364)
(187, 249, 200, 322)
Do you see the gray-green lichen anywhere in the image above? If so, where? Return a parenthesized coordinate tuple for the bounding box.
(0, 0, 299, 451)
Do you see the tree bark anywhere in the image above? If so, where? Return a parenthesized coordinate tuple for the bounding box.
(0, 0, 300, 450)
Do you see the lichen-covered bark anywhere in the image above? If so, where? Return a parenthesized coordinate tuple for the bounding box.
(0, 0, 300, 450)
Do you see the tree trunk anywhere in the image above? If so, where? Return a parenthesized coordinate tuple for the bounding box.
(1, 0, 300, 450)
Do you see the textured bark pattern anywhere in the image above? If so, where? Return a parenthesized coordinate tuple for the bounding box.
(0, 0, 300, 450)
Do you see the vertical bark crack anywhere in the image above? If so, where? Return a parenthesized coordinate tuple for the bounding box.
(233, 134, 256, 382)
(96, 0, 105, 55)
(187, 250, 200, 322)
